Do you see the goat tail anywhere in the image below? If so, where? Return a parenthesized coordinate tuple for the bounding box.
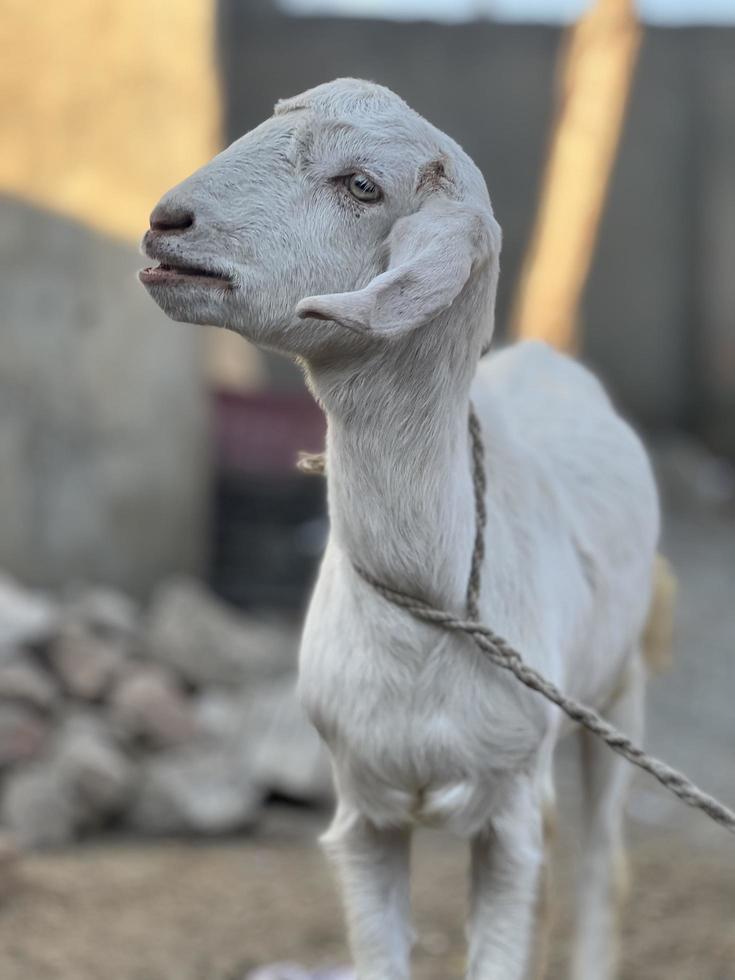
(641, 554, 677, 674)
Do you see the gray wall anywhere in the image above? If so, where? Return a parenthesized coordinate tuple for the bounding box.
(218, 5, 735, 452)
(0, 197, 211, 594)
(583, 27, 735, 445)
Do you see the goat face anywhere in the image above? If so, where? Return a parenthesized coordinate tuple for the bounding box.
(140, 78, 501, 360)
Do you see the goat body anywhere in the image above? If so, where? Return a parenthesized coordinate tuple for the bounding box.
(301, 339, 658, 831)
(140, 77, 661, 980)
(299, 332, 658, 980)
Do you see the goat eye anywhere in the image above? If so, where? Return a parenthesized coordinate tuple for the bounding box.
(346, 173, 382, 203)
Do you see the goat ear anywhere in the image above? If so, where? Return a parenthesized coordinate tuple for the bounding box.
(296, 199, 498, 338)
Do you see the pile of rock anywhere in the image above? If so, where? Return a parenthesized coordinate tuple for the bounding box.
(0, 574, 332, 849)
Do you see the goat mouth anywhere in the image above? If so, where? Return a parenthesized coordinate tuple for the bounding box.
(139, 261, 232, 288)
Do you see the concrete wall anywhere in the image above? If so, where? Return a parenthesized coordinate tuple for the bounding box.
(218, 6, 735, 451)
(695, 29, 735, 454)
(0, 197, 211, 594)
(583, 28, 696, 429)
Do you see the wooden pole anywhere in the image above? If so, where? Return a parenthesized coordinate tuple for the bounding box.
(510, 0, 642, 352)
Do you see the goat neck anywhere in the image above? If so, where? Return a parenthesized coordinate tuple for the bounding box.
(306, 303, 482, 614)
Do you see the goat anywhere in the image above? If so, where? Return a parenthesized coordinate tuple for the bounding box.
(140, 78, 663, 980)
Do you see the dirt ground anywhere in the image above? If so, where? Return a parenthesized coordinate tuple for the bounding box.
(0, 495, 732, 979)
(0, 811, 733, 980)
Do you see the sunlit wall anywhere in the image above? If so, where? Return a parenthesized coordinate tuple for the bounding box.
(0, 0, 220, 244)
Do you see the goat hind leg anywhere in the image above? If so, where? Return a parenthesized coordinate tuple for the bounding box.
(571, 652, 645, 980)
(527, 792, 557, 980)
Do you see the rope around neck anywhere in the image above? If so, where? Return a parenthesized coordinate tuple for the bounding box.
(350, 406, 735, 835)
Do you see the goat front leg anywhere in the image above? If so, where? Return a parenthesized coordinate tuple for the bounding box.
(467, 775, 545, 980)
(322, 803, 413, 980)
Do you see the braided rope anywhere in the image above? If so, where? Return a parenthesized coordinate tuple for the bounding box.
(353, 405, 735, 835)
(353, 566, 735, 833)
(465, 406, 487, 622)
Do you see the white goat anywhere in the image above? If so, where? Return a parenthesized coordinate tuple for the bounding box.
(140, 78, 663, 980)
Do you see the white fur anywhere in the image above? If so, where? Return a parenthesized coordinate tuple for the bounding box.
(141, 78, 660, 980)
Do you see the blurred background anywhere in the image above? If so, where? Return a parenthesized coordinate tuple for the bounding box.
(0, 1, 734, 978)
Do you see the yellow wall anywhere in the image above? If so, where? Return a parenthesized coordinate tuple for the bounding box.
(0, 0, 220, 244)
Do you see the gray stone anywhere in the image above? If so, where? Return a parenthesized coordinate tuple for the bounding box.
(130, 748, 261, 836)
(1, 764, 78, 848)
(0, 658, 58, 711)
(146, 578, 297, 687)
(0, 197, 209, 596)
(0, 703, 48, 767)
(63, 586, 141, 641)
(48, 621, 128, 700)
(55, 714, 135, 823)
(193, 682, 332, 806)
(251, 681, 333, 806)
(194, 689, 251, 744)
(0, 573, 58, 648)
(110, 664, 197, 748)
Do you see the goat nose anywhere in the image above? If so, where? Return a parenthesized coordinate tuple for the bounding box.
(149, 201, 194, 233)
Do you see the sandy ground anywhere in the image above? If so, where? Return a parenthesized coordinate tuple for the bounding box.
(0, 819, 733, 980)
(0, 499, 732, 979)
